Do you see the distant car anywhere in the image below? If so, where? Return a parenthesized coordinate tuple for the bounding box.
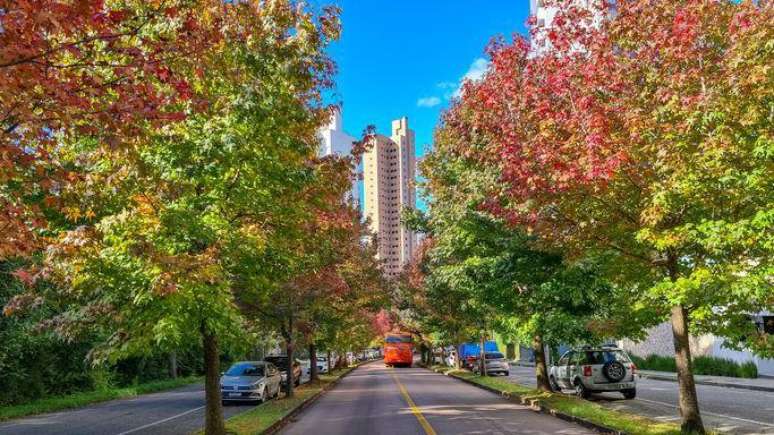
(431, 348, 445, 365)
(306, 356, 329, 375)
(463, 355, 478, 370)
(445, 348, 458, 367)
(264, 355, 302, 387)
(220, 361, 282, 404)
(472, 352, 510, 376)
(549, 346, 637, 399)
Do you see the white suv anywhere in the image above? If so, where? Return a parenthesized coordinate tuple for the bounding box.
(549, 346, 637, 399)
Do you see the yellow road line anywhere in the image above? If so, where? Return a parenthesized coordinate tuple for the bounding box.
(389, 367, 437, 435)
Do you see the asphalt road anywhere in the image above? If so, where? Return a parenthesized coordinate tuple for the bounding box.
(280, 361, 594, 435)
(506, 365, 774, 434)
(0, 364, 312, 435)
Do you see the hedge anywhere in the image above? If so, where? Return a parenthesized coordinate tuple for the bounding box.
(630, 354, 758, 378)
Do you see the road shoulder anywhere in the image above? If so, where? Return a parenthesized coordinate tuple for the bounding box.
(220, 362, 367, 435)
(426, 365, 681, 435)
(0, 376, 202, 423)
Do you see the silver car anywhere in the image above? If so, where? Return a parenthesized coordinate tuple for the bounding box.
(220, 361, 282, 404)
(472, 352, 510, 376)
(306, 356, 330, 375)
(549, 347, 637, 399)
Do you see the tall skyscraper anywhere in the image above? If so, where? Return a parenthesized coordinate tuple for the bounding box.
(318, 109, 358, 205)
(362, 117, 417, 278)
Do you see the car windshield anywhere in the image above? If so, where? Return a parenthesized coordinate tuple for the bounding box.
(581, 350, 630, 364)
(485, 352, 505, 360)
(225, 363, 264, 377)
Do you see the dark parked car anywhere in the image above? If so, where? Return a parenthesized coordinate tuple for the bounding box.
(264, 355, 302, 387)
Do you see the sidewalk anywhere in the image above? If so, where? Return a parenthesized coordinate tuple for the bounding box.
(509, 361, 774, 392)
(638, 369, 774, 393)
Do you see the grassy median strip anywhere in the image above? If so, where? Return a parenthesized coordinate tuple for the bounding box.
(431, 366, 681, 435)
(0, 376, 202, 422)
(222, 367, 355, 435)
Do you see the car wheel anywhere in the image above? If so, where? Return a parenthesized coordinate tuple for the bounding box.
(221, 400, 228, 406)
(622, 388, 636, 400)
(602, 361, 626, 382)
(575, 381, 591, 399)
(549, 376, 560, 392)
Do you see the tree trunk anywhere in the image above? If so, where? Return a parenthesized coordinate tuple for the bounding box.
(506, 343, 516, 361)
(327, 350, 332, 373)
(201, 324, 225, 435)
(479, 335, 487, 376)
(532, 334, 551, 392)
(309, 342, 319, 382)
(671, 304, 705, 434)
(456, 343, 462, 370)
(285, 338, 295, 397)
(665, 253, 705, 434)
(168, 351, 178, 379)
(440, 346, 445, 367)
(284, 321, 295, 397)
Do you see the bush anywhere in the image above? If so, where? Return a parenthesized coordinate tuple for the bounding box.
(1, 260, 208, 406)
(694, 356, 739, 378)
(631, 353, 758, 378)
(738, 361, 759, 379)
(637, 354, 677, 372)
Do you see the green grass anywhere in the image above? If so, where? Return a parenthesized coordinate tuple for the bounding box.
(221, 367, 355, 435)
(431, 366, 681, 435)
(0, 376, 202, 422)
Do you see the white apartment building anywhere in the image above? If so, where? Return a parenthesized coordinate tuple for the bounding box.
(530, 0, 559, 29)
(530, 0, 609, 54)
(362, 117, 417, 278)
(318, 109, 358, 205)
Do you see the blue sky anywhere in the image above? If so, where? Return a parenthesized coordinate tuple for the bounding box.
(322, 1, 530, 151)
(311, 1, 531, 207)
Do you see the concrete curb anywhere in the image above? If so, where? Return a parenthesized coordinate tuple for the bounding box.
(426, 366, 626, 435)
(637, 373, 774, 393)
(262, 361, 369, 435)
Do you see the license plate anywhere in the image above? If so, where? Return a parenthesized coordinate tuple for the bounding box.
(228, 392, 241, 397)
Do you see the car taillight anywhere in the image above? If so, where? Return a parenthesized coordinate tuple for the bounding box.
(583, 365, 592, 377)
(630, 363, 637, 375)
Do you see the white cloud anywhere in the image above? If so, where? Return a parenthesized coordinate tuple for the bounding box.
(453, 57, 489, 98)
(417, 96, 442, 108)
(462, 58, 489, 82)
(417, 59, 490, 108)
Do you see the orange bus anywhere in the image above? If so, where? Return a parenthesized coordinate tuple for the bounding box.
(383, 333, 414, 367)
